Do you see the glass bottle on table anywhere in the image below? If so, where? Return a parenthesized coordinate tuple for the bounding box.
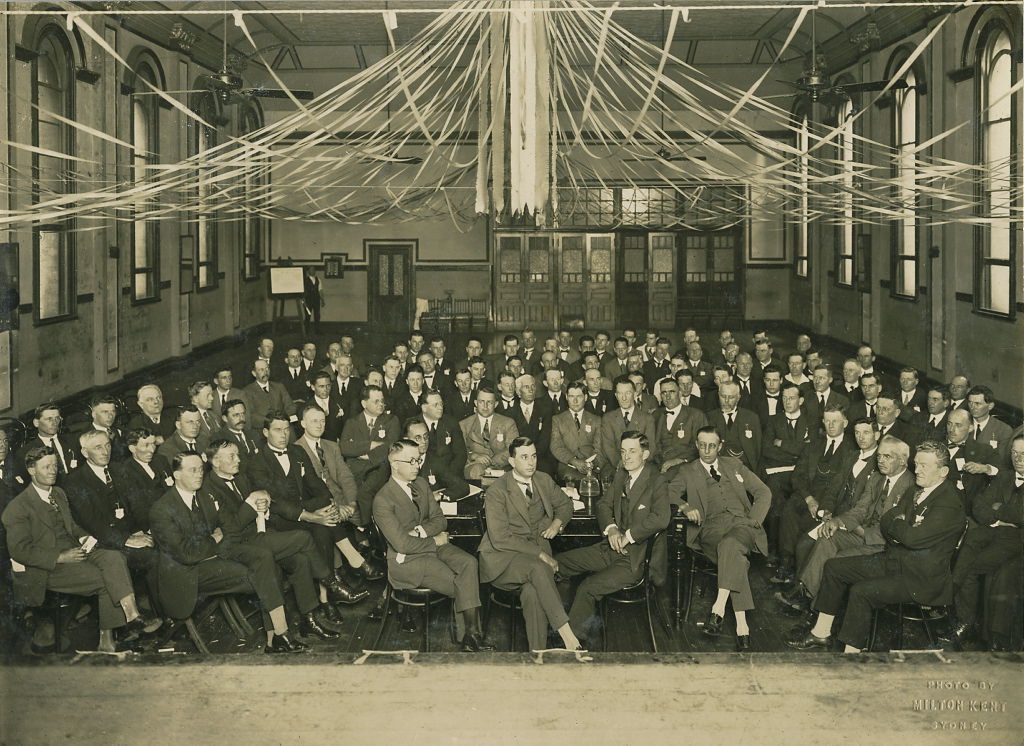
(578, 461, 601, 513)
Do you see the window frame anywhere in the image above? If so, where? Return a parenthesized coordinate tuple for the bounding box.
(834, 97, 856, 288)
(241, 106, 264, 282)
(793, 110, 810, 279)
(889, 59, 921, 301)
(130, 61, 161, 304)
(192, 93, 220, 292)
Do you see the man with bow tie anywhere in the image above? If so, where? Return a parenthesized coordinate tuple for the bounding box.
(789, 440, 966, 653)
(942, 434, 1024, 649)
(556, 431, 670, 646)
(670, 426, 772, 651)
(653, 377, 707, 480)
(17, 404, 78, 487)
(752, 366, 784, 424)
(479, 437, 580, 652)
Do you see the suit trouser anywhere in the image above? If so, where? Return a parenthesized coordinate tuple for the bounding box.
(556, 541, 642, 636)
(217, 543, 285, 612)
(396, 544, 481, 614)
(815, 553, 911, 648)
(490, 553, 569, 651)
(952, 526, 1023, 625)
(279, 519, 357, 570)
(699, 520, 759, 612)
(251, 530, 326, 614)
(796, 531, 881, 597)
(779, 496, 818, 560)
(45, 548, 134, 629)
(764, 471, 796, 553)
(184, 558, 257, 618)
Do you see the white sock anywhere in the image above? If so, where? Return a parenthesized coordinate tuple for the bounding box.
(843, 644, 861, 654)
(734, 611, 749, 636)
(810, 613, 834, 639)
(337, 539, 364, 568)
(711, 588, 730, 617)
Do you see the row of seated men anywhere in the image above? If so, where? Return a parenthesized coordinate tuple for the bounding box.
(1, 327, 1020, 652)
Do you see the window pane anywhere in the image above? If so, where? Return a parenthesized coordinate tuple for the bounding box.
(983, 264, 1011, 314)
(38, 230, 67, 319)
(500, 248, 521, 274)
(591, 247, 610, 274)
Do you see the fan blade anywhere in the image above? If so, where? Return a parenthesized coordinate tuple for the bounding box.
(248, 88, 315, 101)
(130, 89, 207, 96)
(840, 79, 908, 94)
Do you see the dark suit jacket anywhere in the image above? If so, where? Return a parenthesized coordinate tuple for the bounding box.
(294, 436, 358, 514)
(242, 381, 295, 426)
(478, 471, 572, 583)
(761, 413, 814, 470)
(896, 389, 928, 425)
(518, 349, 543, 376)
(392, 391, 428, 425)
(281, 367, 311, 402)
(669, 456, 772, 555)
(839, 468, 916, 547)
(594, 463, 670, 572)
(156, 432, 208, 466)
(653, 405, 708, 466)
(245, 444, 333, 522)
(380, 379, 408, 414)
(508, 401, 553, 472)
(945, 439, 998, 507)
(642, 359, 672, 392)
(599, 407, 658, 474)
(535, 391, 568, 419)
(17, 435, 79, 485)
(444, 390, 478, 423)
(707, 408, 763, 474)
(583, 390, 618, 417)
(921, 412, 949, 443)
(110, 456, 172, 533)
(220, 427, 262, 466)
(819, 453, 879, 517)
(878, 480, 966, 605)
(211, 388, 246, 420)
(2, 484, 88, 606)
(204, 471, 286, 543)
(972, 469, 1024, 528)
(372, 476, 448, 588)
(733, 376, 765, 411)
(791, 435, 857, 502)
(421, 370, 452, 396)
(801, 388, 850, 425)
(126, 412, 177, 440)
(426, 415, 468, 479)
(64, 464, 143, 550)
(751, 392, 783, 427)
(601, 356, 630, 382)
(339, 411, 400, 477)
(684, 359, 714, 393)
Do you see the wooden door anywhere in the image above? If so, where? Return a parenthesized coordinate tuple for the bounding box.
(368, 243, 413, 332)
(557, 234, 586, 326)
(585, 234, 615, 327)
(495, 234, 525, 330)
(616, 233, 648, 329)
(648, 232, 676, 328)
(677, 228, 743, 327)
(524, 235, 555, 329)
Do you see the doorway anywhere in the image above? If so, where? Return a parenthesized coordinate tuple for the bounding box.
(368, 243, 414, 332)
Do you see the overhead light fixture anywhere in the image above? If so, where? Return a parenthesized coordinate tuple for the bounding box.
(169, 22, 196, 52)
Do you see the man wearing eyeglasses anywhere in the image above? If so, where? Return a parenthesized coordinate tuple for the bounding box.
(373, 439, 493, 652)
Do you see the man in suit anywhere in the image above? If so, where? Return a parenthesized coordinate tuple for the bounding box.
(699, 365, 735, 413)
(944, 408, 999, 508)
(966, 385, 1013, 461)
(204, 439, 345, 638)
(110, 428, 172, 533)
(872, 395, 919, 456)
(4, 446, 160, 652)
(243, 359, 296, 429)
(601, 337, 631, 381)
(211, 366, 245, 421)
(684, 342, 715, 394)
(254, 336, 277, 374)
(773, 406, 854, 584)
(753, 338, 776, 376)
(838, 359, 864, 402)
(776, 435, 916, 614)
(380, 356, 407, 413)
(88, 395, 128, 463)
(784, 352, 812, 391)
(339, 385, 400, 481)
(948, 375, 971, 411)
(670, 426, 772, 650)
(64, 431, 158, 580)
(17, 403, 78, 486)
(187, 381, 223, 447)
(555, 431, 670, 644)
(486, 335, 521, 381)
(554, 330, 580, 366)
(392, 365, 429, 424)
(445, 369, 477, 423)
(674, 368, 703, 412)
(761, 383, 814, 561)
(942, 434, 1024, 648)
(789, 441, 966, 652)
(653, 376, 707, 481)
(457, 337, 486, 374)
(641, 337, 672, 392)
(460, 385, 519, 480)
(896, 367, 928, 426)
(479, 437, 581, 652)
(416, 350, 450, 395)
(218, 398, 261, 466)
(581, 368, 617, 416)
(495, 371, 520, 415)
(296, 403, 382, 582)
(300, 341, 318, 375)
(707, 381, 762, 475)
(329, 354, 360, 413)
(550, 382, 602, 482)
(419, 391, 469, 489)
(922, 385, 951, 441)
(509, 374, 554, 475)
(801, 364, 849, 427)
(374, 439, 493, 651)
(429, 337, 453, 378)
(751, 365, 784, 425)
(338, 335, 366, 378)
(733, 353, 764, 409)
(156, 406, 208, 465)
(845, 372, 883, 430)
(306, 372, 347, 442)
(150, 452, 307, 654)
(280, 348, 311, 404)
(629, 372, 660, 416)
(598, 377, 658, 475)
(127, 385, 176, 444)
(518, 329, 542, 376)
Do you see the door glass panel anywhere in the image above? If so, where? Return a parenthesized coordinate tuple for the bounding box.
(391, 255, 403, 295)
(652, 248, 673, 281)
(529, 248, 549, 282)
(562, 248, 583, 283)
(379, 255, 389, 294)
(591, 247, 611, 282)
(624, 248, 646, 281)
(500, 248, 521, 283)
(686, 249, 707, 281)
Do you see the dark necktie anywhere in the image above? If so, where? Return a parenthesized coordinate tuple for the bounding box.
(574, 412, 581, 430)
(367, 417, 376, 433)
(622, 412, 630, 428)
(238, 431, 251, 455)
(710, 465, 721, 482)
(314, 440, 325, 467)
(518, 481, 533, 501)
(430, 421, 437, 434)
(190, 496, 203, 520)
(867, 403, 875, 419)
(482, 419, 490, 443)
(103, 467, 112, 486)
(221, 392, 227, 407)
(974, 424, 982, 441)
(224, 478, 243, 499)
(818, 393, 825, 408)
(185, 441, 196, 454)
(824, 440, 836, 459)
(741, 380, 750, 396)
(882, 477, 892, 498)
(726, 413, 734, 428)
(789, 418, 797, 431)
(291, 369, 298, 380)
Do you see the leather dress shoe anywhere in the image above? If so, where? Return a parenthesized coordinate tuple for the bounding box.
(320, 602, 344, 627)
(299, 610, 340, 640)
(122, 614, 164, 640)
(399, 610, 417, 633)
(769, 568, 794, 585)
(938, 622, 975, 649)
(786, 631, 831, 650)
(774, 589, 811, 616)
(702, 611, 724, 637)
(354, 559, 385, 582)
(265, 634, 309, 654)
(460, 633, 496, 652)
(327, 578, 370, 605)
(735, 635, 751, 652)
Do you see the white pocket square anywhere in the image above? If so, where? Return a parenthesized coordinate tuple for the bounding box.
(637, 503, 647, 510)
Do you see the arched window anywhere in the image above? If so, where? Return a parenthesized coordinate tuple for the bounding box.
(33, 26, 75, 322)
(132, 61, 160, 301)
(836, 97, 855, 287)
(976, 27, 1016, 315)
(891, 66, 918, 299)
(795, 111, 810, 278)
(241, 106, 264, 281)
(193, 93, 219, 290)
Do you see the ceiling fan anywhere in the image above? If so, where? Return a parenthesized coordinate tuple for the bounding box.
(779, 9, 908, 107)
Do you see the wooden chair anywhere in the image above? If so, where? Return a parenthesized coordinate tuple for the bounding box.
(371, 581, 453, 653)
(599, 530, 666, 652)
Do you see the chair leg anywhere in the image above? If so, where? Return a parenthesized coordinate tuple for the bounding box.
(185, 617, 211, 654)
(896, 603, 905, 650)
(509, 598, 518, 651)
(482, 592, 492, 639)
(226, 597, 255, 635)
(867, 610, 879, 653)
(645, 586, 659, 654)
(683, 565, 696, 623)
(921, 610, 938, 647)
(371, 587, 392, 650)
(422, 600, 430, 653)
(217, 599, 247, 640)
(601, 600, 609, 653)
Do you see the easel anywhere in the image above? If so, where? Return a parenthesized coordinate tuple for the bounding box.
(271, 294, 306, 338)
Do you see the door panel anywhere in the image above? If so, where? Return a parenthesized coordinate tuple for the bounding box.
(525, 236, 555, 328)
(586, 234, 615, 326)
(676, 228, 743, 327)
(648, 232, 676, 326)
(368, 244, 413, 332)
(495, 234, 525, 329)
(616, 233, 648, 329)
(558, 234, 587, 324)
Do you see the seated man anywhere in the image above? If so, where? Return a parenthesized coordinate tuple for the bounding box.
(204, 439, 347, 638)
(761, 383, 813, 561)
(127, 385, 176, 444)
(340, 385, 400, 481)
(550, 382, 602, 482)
(187, 380, 223, 446)
(555, 431, 670, 644)
(17, 403, 78, 486)
(156, 405, 208, 464)
(654, 376, 707, 481)
(218, 398, 261, 466)
(460, 385, 519, 480)
(707, 381, 762, 474)
(307, 371, 347, 442)
(88, 395, 128, 463)
(479, 437, 581, 652)
(418, 391, 469, 493)
(150, 453, 307, 654)
(373, 439, 493, 651)
(509, 374, 554, 475)
(669, 426, 771, 651)
(789, 441, 966, 652)
(942, 434, 1024, 648)
(598, 376, 657, 475)
(110, 428, 172, 531)
(3, 446, 160, 652)
(243, 359, 296, 429)
(776, 435, 915, 616)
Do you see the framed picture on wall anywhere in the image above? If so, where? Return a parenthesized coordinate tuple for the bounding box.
(322, 253, 347, 278)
